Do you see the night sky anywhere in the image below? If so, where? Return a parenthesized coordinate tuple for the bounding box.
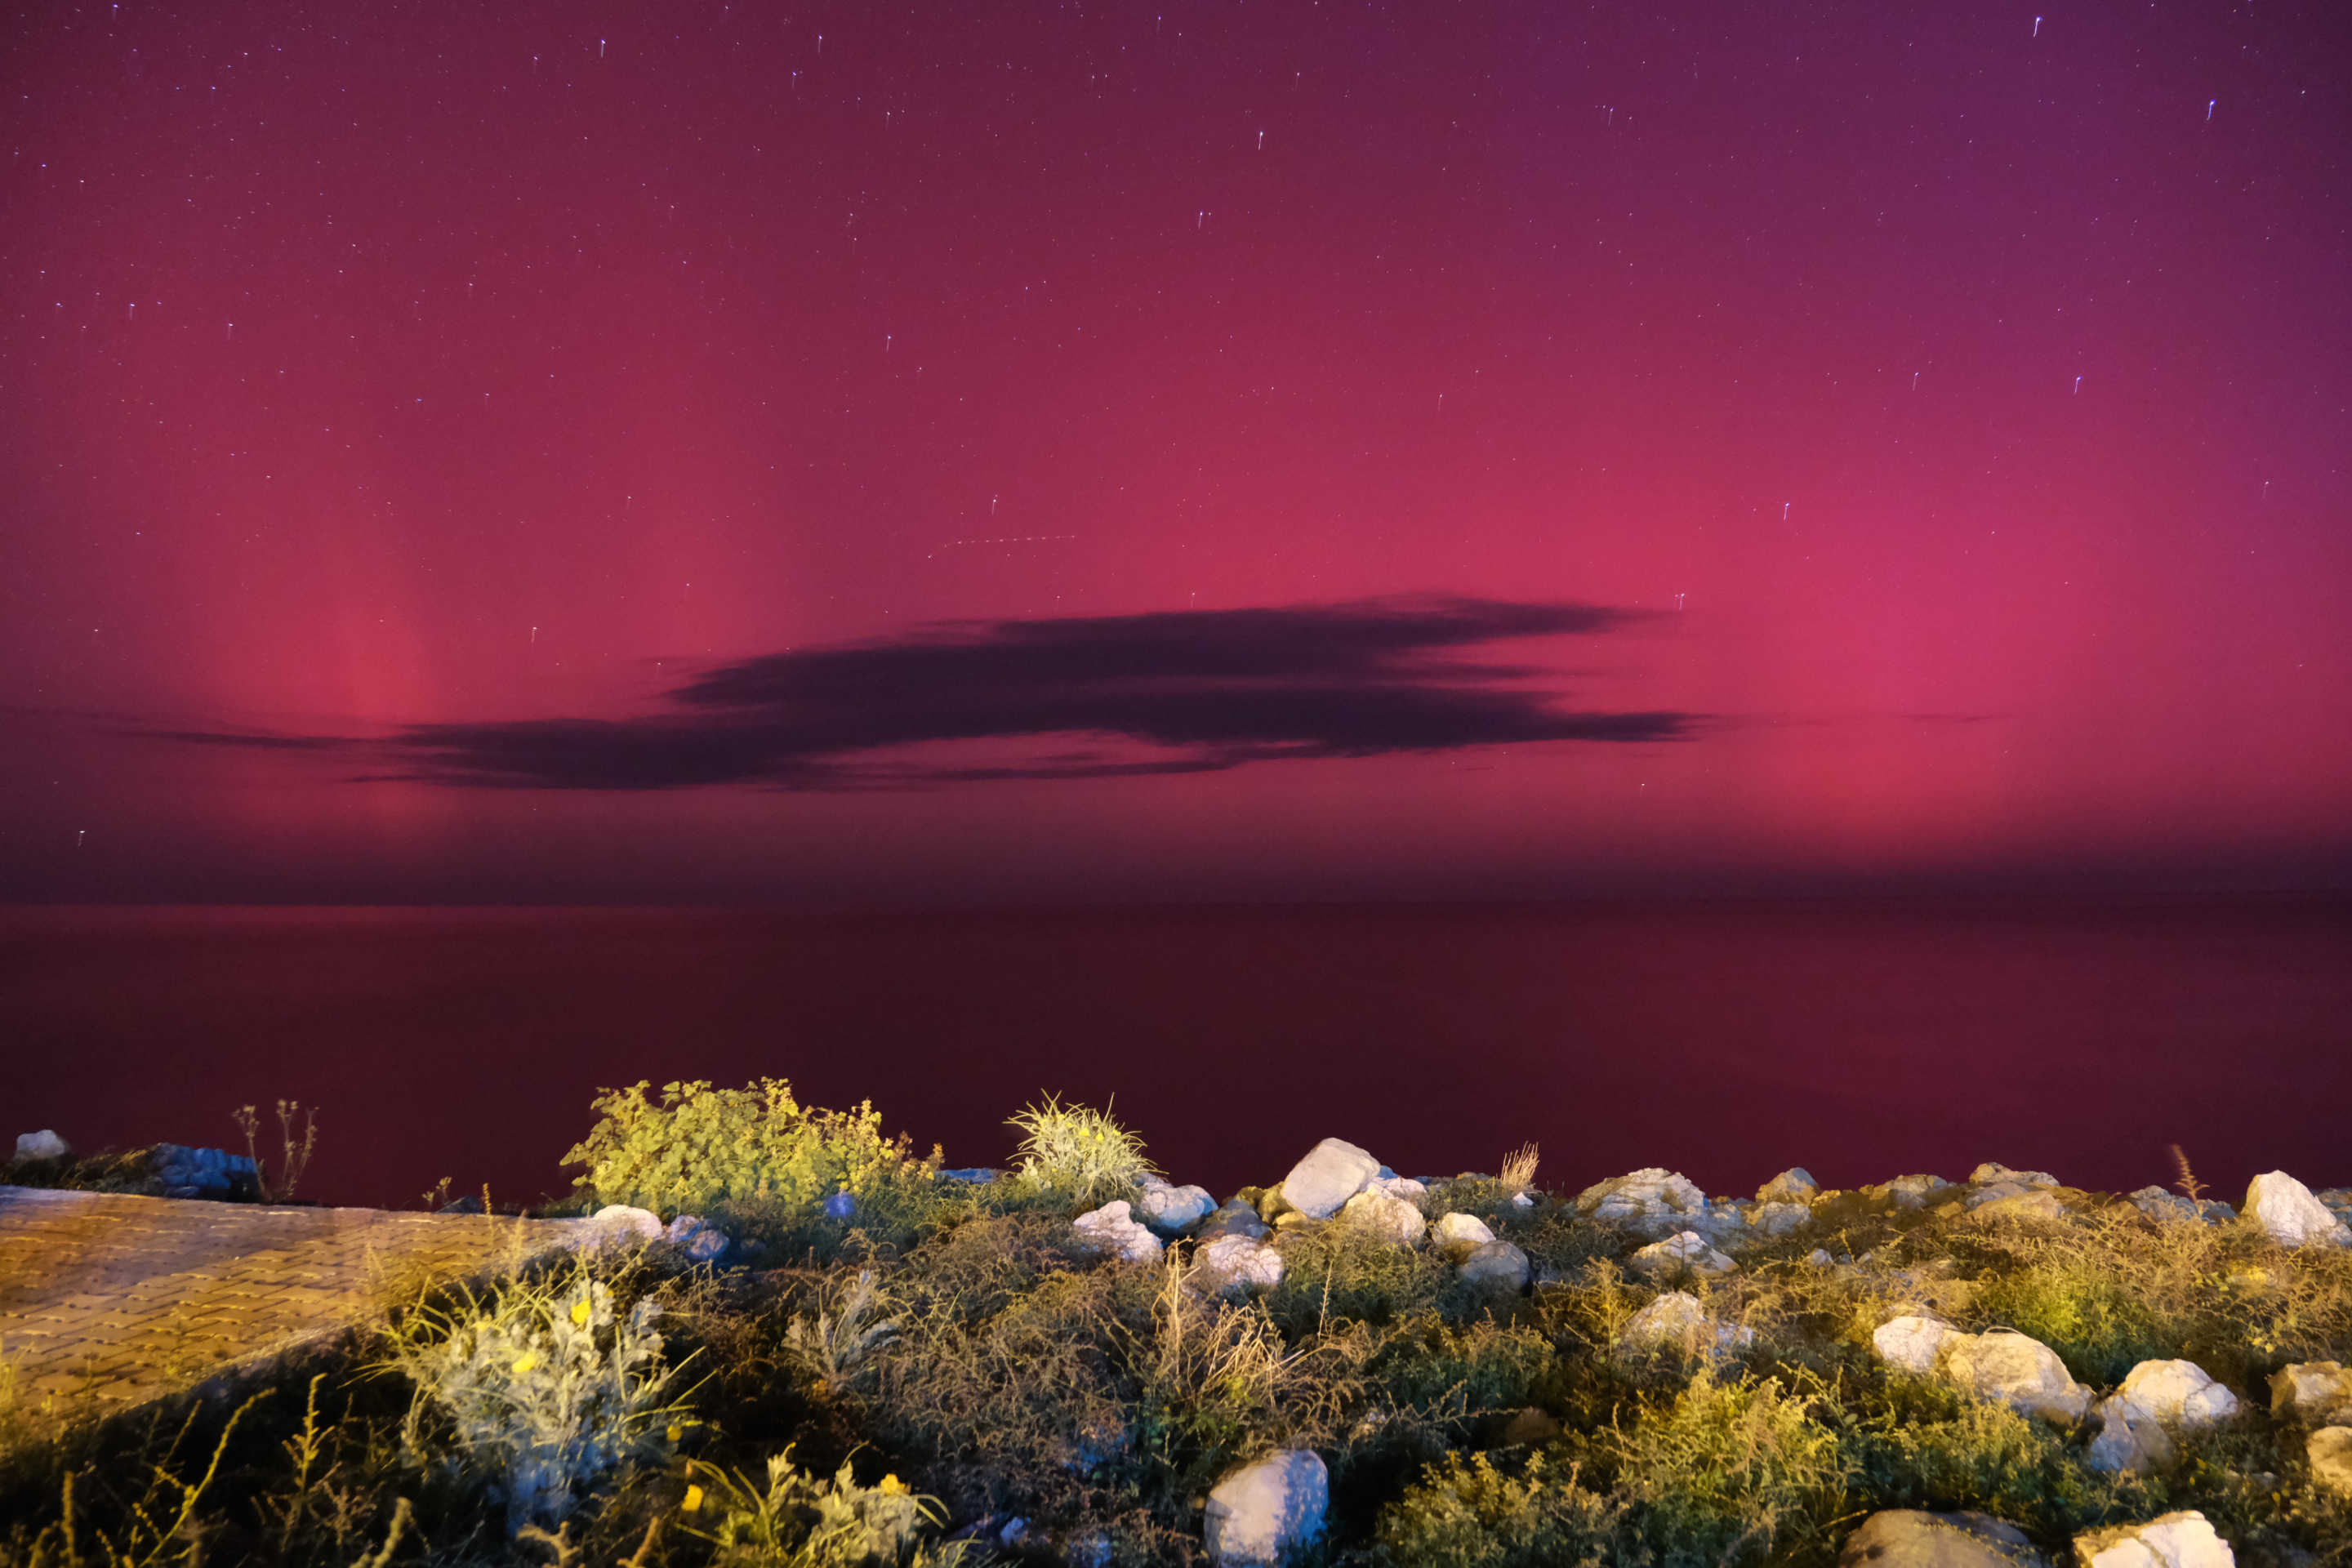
(5, 0, 2348, 905)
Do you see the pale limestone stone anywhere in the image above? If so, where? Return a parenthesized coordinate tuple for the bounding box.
(1458, 1239, 1530, 1294)
(2243, 1171, 2351, 1249)
(1192, 1234, 1285, 1298)
(1620, 1290, 1753, 1357)
(2269, 1361, 2352, 1426)
(1753, 1200, 1812, 1236)
(1135, 1179, 1217, 1236)
(2308, 1427, 2352, 1498)
(1940, 1329, 2091, 1425)
(1628, 1229, 1735, 1279)
(2070, 1510, 2234, 1568)
(1278, 1138, 1383, 1220)
(1873, 1315, 1957, 1374)
(1072, 1199, 1163, 1264)
(1339, 1188, 1426, 1246)
(1757, 1167, 1820, 1204)
(1432, 1211, 1495, 1258)
(1204, 1450, 1326, 1567)
(1838, 1510, 2049, 1568)
(1575, 1167, 1710, 1238)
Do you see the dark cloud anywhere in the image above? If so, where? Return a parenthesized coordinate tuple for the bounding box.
(154, 597, 1694, 790)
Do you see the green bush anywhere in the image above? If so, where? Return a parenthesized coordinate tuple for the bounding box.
(564, 1079, 933, 1220)
(1973, 1261, 2169, 1386)
(1004, 1094, 1156, 1201)
(1374, 1450, 1619, 1568)
(383, 1260, 693, 1531)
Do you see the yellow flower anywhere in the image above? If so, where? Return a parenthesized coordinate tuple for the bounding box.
(667, 1423, 683, 1444)
(571, 1298, 592, 1326)
(880, 1474, 908, 1496)
(511, 1352, 539, 1375)
(681, 1483, 705, 1513)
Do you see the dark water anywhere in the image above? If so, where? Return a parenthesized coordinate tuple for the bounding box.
(2, 898, 2346, 1212)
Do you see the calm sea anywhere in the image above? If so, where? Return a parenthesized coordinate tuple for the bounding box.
(2, 898, 2345, 1212)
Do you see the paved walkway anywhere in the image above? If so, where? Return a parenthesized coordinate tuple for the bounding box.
(0, 1186, 582, 1418)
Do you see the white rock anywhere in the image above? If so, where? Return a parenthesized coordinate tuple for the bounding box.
(1873, 1315, 1958, 1374)
(1278, 1138, 1383, 1221)
(2087, 1401, 2177, 1476)
(2268, 1361, 2352, 1425)
(572, 1204, 666, 1250)
(1458, 1240, 1531, 1294)
(1192, 1234, 1285, 1298)
(1339, 1189, 1427, 1245)
(1136, 1181, 1218, 1236)
(2243, 1171, 2352, 1249)
(1753, 1201, 1812, 1237)
(1873, 1174, 1953, 1210)
(1368, 1174, 1428, 1202)
(1757, 1167, 1819, 1204)
(1432, 1212, 1496, 1256)
(12, 1130, 69, 1162)
(1628, 1229, 1735, 1279)
(1620, 1290, 1753, 1357)
(1073, 1199, 1164, 1264)
(1576, 1168, 1709, 1238)
(1940, 1330, 2091, 1425)
(2308, 1427, 2352, 1498)
(2070, 1510, 2234, 1568)
(1969, 1162, 2059, 1190)
(1837, 1510, 2050, 1568)
(1204, 1450, 1327, 1567)
(664, 1214, 731, 1262)
(2113, 1360, 2239, 1431)
(1806, 1247, 1838, 1266)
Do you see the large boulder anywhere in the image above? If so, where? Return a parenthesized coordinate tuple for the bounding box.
(1135, 1177, 1218, 1236)
(12, 1130, 69, 1163)
(1203, 1450, 1327, 1566)
(1072, 1200, 1163, 1264)
(2243, 1171, 2351, 1249)
(1192, 1234, 1285, 1298)
(1629, 1230, 1735, 1280)
(2070, 1511, 2234, 1568)
(1339, 1189, 1427, 1246)
(1279, 1138, 1383, 1220)
(1757, 1167, 1820, 1204)
(1457, 1240, 1531, 1296)
(2110, 1360, 2239, 1431)
(2309, 1427, 2352, 1499)
(1873, 1316, 1958, 1375)
(1620, 1290, 1753, 1358)
(1575, 1168, 1710, 1239)
(2268, 1361, 2352, 1425)
(1940, 1330, 2092, 1425)
(1838, 1510, 2050, 1567)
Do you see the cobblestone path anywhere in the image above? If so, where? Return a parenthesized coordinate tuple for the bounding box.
(0, 1186, 581, 1417)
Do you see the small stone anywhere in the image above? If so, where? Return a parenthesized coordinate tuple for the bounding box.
(1620, 1290, 1753, 1356)
(1136, 1181, 1218, 1236)
(2243, 1171, 2351, 1249)
(1576, 1168, 1710, 1239)
(575, 1204, 666, 1250)
(1969, 1162, 2060, 1190)
(1968, 1190, 2071, 1225)
(1278, 1138, 1383, 1221)
(1753, 1200, 1812, 1236)
(1197, 1200, 1273, 1244)
(1628, 1230, 1735, 1280)
(1757, 1167, 1820, 1204)
(1432, 1211, 1496, 1258)
(1806, 1247, 1837, 1266)
(2308, 1427, 2352, 1498)
(1193, 1234, 1285, 1298)
(1072, 1199, 1162, 1264)
(1458, 1239, 1531, 1295)
(2268, 1361, 2352, 1426)
(1339, 1189, 1427, 1245)
(2070, 1510, 2234, 1568)
(12, 1130, 69, 1163)
(1204, 1450, 1327, 1567)
(1869, 1174, 1954, 1211)
(1838, 1509, 2050, 1567)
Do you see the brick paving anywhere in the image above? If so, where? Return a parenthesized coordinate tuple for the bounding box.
(0, 1186, 582, 1417)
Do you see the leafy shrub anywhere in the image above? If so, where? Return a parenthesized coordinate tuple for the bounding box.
(1588, 1369, 1854, 1566)
(384, 1261, 693, 1530)
(1371, 1320, 1557, 1435)
(1973, 1261, 2168, 1386)
(680, 1450, 972, 1568)
(564, 1079, 933, 1220)
(1005, 1094, 1156, 1201)
(1263, 1223, 1457, 1337)
(1374, 1450, 1619, 1568)
(1848, 1373, 2127, 1539)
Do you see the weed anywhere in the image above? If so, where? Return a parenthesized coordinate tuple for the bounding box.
(1005, 1094, 1156, 1202)
(2171, 1145, 2207, 1205)
(1374, 1451, 1620, 1568)
(1499, 1143, 1540, 1196)
(381, 1258, 694, 1531)
(784, 1270, 899, 1400)
(681, 1448, 973, 1567)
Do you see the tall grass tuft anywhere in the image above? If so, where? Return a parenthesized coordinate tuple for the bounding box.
(1004, 1094, 1156, 1202)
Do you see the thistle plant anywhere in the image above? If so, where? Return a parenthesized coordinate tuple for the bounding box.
(385, 1263, 694, 1532)
(783, 1269, 898, 1398)
(1005, 1094, 1157, 1202)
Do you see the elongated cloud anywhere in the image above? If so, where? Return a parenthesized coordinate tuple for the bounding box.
(165, 596, 1692, 790)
